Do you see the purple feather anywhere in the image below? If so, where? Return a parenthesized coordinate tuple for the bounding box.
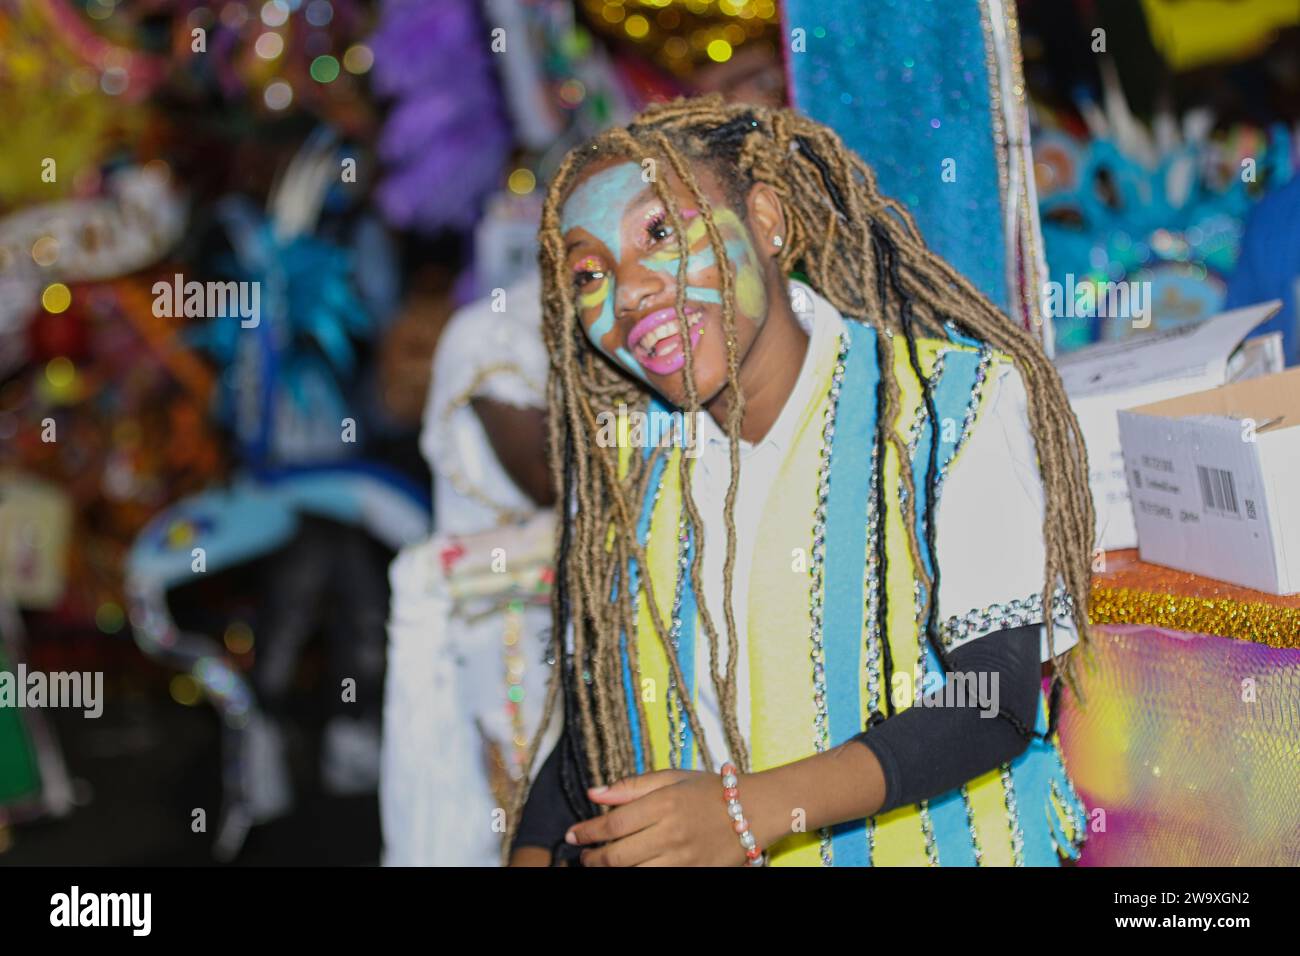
(369, 0, 513, 233)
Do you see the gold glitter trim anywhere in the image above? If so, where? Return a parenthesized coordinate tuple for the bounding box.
(1090, 586, 1300, 649)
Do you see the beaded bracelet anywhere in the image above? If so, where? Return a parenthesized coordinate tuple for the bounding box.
(720, 762, 764, 866)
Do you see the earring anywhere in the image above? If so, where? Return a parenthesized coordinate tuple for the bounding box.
(772, 235, 783, 248)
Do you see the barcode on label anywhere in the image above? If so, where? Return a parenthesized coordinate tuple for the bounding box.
(1196, 465, 1239, 517)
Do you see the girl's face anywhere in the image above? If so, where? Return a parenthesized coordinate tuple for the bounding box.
(560, 157, 776, 408)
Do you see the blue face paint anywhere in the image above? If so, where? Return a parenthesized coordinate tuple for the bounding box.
(643, 238, 752, 278)
(685, 286, 722, 304)
(564, 165, 751, 382)
(561, 162, 644, 260)
(563, 163, 650, 379)
(615, 346, 645, 377)
(643, 246, 717, 275)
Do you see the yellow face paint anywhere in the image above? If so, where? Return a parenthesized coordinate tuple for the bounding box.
(711, 209, 767, 322)
(638, 206, 767, 322)
(735, 263, 766, 320)
(643, 210, 710, 268)
(578, 274, 610, 311)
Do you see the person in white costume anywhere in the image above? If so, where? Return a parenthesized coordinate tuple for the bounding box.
(381, 272, 560, 866)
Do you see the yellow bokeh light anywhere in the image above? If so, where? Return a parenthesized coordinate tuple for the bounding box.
(170, 674, 202, 706)
(625, 14, 649, 38)
(706, 39, 734, 63)
(507, 168, 536, 195)
(42, 283, 72, 313)
(343, 44, 374, 74)
(164, 520, 196, 549)
(45, 357, 75, 389)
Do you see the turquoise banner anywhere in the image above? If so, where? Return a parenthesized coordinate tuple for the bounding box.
(785, 0, 1009, 311)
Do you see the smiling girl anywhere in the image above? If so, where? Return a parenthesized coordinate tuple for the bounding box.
(508, 97, 1094, 867)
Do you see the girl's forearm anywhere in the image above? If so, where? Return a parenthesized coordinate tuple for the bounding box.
(742, 741, 886, 851)
(508, 846, 553, 866)
(738, 625, 1042, 854)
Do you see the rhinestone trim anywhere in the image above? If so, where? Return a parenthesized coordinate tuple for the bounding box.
(862, 441, 884, 717)
(1000, 763, 1025, 866)
(1050, 736, 1089, 851)
(918, 801, 940, 865)
(940, 587, 1074, 648)
(808, 331, 851, 866)
(666, 513, 690, 769)
(861, 440, 882, 863)
(960, 784, 984, 866)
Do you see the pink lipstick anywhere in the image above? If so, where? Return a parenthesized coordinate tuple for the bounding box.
(627, 306, 705, 376)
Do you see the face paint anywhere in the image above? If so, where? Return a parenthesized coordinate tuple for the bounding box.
(561, 162, 644, 261)
(639, 206, 766, 322)
(614, 345, 645, 377)
(642, 210, 713, 273)
(564, 168, 770, 384)
(712, 209, 767, 322)
(574, 260, 609, 311)
(684, 286, 721, 304)
(562, 163, 650, 380)
(734, 255, 766, 320)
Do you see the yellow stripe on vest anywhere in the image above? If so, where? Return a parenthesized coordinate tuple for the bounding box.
(636, 447, 683, 772)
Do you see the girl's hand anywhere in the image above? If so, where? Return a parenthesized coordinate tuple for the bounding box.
(565, 770, 752, 867)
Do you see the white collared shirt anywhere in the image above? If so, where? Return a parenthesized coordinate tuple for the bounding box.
(686, 281, 1076, 770)
(688, 280, 837, 770)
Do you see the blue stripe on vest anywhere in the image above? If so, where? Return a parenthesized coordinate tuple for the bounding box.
(623, 417, 674, 774)
(1007, 696, 1060, 866)
(909, 347, 983, 865)
(822, 321, 879, 867)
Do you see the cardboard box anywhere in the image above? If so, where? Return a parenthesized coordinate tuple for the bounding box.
(1117, 367, 1300, 595)
(1056, 301, 1282, 551)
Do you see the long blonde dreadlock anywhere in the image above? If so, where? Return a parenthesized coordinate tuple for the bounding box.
(505, 96, 1094, 853)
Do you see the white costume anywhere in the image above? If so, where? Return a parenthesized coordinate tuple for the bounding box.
(381, 273, 558, 866)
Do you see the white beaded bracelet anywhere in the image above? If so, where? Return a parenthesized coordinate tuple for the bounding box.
(720, 762, 764, 866)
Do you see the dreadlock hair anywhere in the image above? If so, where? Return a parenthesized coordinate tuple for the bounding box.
(505, 95, 1095, 854)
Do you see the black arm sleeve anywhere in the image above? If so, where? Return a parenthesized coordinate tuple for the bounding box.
(851, 623, 1043, 814)
(514, 624, 1043, 853)
(509, 723, 592, 868)
(512, 733, 585, 862)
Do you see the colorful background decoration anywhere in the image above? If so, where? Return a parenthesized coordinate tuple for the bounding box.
(786, 0, 1049, 337)
(1061, 623, 1300, 866)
